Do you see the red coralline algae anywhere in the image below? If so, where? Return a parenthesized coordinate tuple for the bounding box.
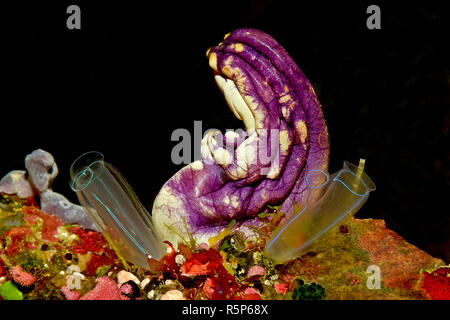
(69, 227, 111, 255)
(202, 278, 215, 299)
(2, 204, 64, 258)
(204, 263, 238, 300)
(181, 259, 211, 277)
(68, 227, 117, 276)
(24, 196, 39, 208)
(85, 253, 115, 277)
(4, 227, 32, 256)
(80, 277, 125, 300)
(22, 206, 62, 241)
(420, 267, 450, 300)
(186, 249, 222, 272)
(158, 242, 179, 274)
(0, 258, 7, 277)
(275, 283, 288, 295)
(358, 219, 443, 292)
(11, 265, 36, 287)
(147, 242, 240, 300)
(179, 248, 238, 299)
(242, 287, 262, 300)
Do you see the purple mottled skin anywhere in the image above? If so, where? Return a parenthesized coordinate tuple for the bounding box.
(152, 29, 329, 245)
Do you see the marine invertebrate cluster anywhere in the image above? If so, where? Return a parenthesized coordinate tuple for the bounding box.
(0, 28, 447, 300)
(61, 29, 376, 271)
(0, 191, 447, 300)
(0, 193, 125, 300)
(0, 191, 326, 300)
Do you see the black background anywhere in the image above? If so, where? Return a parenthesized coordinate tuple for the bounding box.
(2, 1, 449, 262)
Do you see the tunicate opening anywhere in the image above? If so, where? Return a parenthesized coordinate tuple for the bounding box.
(342, 161, 376, 193)
(70, 151, 105, 192)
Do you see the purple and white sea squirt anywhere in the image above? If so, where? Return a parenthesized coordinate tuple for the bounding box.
(152, 28, 330, 247)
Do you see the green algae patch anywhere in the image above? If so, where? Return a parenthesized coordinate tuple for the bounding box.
(292, 279, 325, 300)
(0, 281, 23, 300)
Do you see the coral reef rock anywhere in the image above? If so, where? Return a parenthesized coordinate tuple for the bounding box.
(280, 218, 446, 299)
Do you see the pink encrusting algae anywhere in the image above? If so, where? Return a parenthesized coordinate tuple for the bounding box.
(79, 277, 127, 300)
(11, 265, 36, 287)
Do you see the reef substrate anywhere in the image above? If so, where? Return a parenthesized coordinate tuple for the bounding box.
(0, 194, 448, 300)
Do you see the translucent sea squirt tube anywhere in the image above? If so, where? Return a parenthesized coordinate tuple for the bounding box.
(264, 160, 376, 264)
(70, 151, 165, 269)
